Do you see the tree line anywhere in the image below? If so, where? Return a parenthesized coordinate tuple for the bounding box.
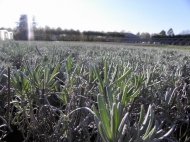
(1, 14, 190, 42)
(0, 14, 126, 41)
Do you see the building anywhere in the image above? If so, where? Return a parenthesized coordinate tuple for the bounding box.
(0, 30, 13, 41)
(122, 32, 140, 43)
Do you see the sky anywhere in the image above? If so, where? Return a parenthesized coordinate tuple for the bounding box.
(0, 0, 190, 35)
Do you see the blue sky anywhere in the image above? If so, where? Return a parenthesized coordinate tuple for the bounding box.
(0, 0, 189, 34)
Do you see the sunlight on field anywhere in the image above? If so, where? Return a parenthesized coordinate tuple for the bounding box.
(0, 41, 190, 141)
(27, 14, 34, 40)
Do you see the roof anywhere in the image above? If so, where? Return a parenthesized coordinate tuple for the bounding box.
(124, 32, 139, 38)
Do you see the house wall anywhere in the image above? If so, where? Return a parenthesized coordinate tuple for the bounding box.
(0, 30, 4, 40)
(8, 32, 13, 40)
(0, 30, 13, 40)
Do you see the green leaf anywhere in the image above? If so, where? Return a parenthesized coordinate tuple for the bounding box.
(106, 87, 113, 110)
(142, 120, 158, 141)
(97, 94, 111, 139)
(49, 80, 58, 90)
(47, 63, 60, 85)
(139, 105, 145, 126)
(23, 77, 28, 91)
(104, 59, 108, 85)
(94, 66, 104, 94)
(11, 75, 17, 88)
(25, 60, 33, 77)
(107, 62, 113, 85)
(117, 102, 123, 126)
(66, 56, 72, 73)
(98, 122, 109, 142)
(118, 112, 129, 138)
(111, 67, 132, 86)
(126, 89, 140, 105)
(110, 65, 118, 84)
(89, 66, 94, 83)
(33, 65, 42, 88)
(44, 67, 49, 87)
(121, 85, 134, 106)
(92, 105, 100, 119)
(139, 105, 152, 136)
(112, 103, 119, 140)
(143, 106, 154, 138)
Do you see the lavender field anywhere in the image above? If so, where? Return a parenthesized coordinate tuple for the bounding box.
(0, 41, 190, 142)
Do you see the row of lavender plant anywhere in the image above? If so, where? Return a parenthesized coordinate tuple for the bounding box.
(0, 41, 190, 141)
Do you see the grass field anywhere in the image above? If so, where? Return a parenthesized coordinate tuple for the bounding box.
(0, 40, 190, 141)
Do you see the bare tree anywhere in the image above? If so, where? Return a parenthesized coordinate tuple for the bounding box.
(167, 28, 174, 36)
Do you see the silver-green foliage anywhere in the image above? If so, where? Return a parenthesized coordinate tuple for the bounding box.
(0, 41, 190, 141)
